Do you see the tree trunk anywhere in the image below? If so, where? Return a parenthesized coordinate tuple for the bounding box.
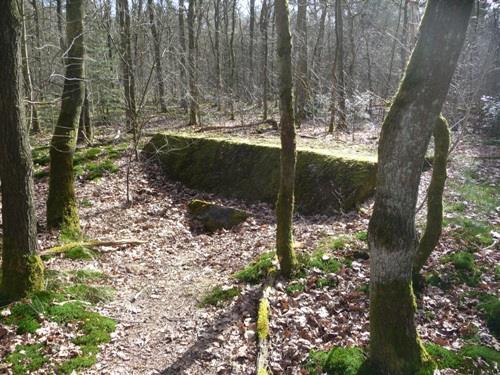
(56, 0, 65, 51)
(310, 0, 327, 118)
(401, 0, 410, 73)
(333, 0, 346, 132)
(77, 85, 92, 144)
(413, 115, 450, 274)
(384, 0, 403, 99)
(46, 0, 85, 232)
(260, 0, 269, 120)
(187, 0, 200, 125)
(117, 0, 137, 131)
(249, 0, 255, 79)
(367, 1, 473, 373)
(148, 0, 167, 112)
(294, 0, 308, 128)
(178, 0, 188, 111)
(228, 0, 236, 120)
(0, 0, 44, 303)
(20, 0, 40, 133)
(275, 0, 297, 278)
(214, 0, 222, 110)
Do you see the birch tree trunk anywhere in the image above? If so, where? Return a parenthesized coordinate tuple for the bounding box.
(367, 1, 473, 373)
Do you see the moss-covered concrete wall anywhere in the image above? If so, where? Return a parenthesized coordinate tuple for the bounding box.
(143, 133, 377, 215)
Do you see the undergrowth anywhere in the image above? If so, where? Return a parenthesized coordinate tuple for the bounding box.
(1, 268, 115, 374)
(33, 143, 126, 181)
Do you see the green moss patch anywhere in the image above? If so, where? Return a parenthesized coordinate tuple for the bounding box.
(305, 347, 367, 375)
(234, 252, 276, 284)
(440, 251, 482, 287)
(425, 343, 500, 372)
(1, 267, 116, 374)
(33, 143, 126, 181)
(143, 133, 377, 214)
(5, 343, 48, 375)
(199, 285, 241, 307)
(257, 298, 270, 341)
(476, 293, 500, 338)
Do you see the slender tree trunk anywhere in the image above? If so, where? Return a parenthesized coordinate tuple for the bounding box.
(260, 0, 269, 120)
(413, 115, 450, 274)
(56, 0, 65, 51)
(187, 0, 200, 125)
(294, 0, 308, 127)
(367, 1, 473, 373)
(214, 0, 222, 110)
(117, 0, 137, 132)
(310, 0, 327, 118)
(148, 0, 167, 112)
(249, 0, 255, 80)
(0, 0, 44, 302)
(178, 0, 188, 111)
(47, 0, 85, 233)
(334, 0, 346, 132)
(30, 0, 42, 93)
(228, 0, 236, 120)
(275, 0, 297, 278)
(77, 85, 92, 144)
(384, 0, 403, 99)
(400, 0, 410, 72)
(20, 0, 40, 133)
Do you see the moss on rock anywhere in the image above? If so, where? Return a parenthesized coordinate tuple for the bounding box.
(143, 133, 377, 214)
(187, 199, 249, 232)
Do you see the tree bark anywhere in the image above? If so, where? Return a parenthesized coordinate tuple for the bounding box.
(333, 0, 346, 132)
(178, 0, 188, 111)
(20, 0, 40, 133)
(228, 0, 236, 120)
(77, 84, 92, 144)
(148, 0, 167, 112)
(413, 115, 450, 274)
(187, 0, 200, 125)
(367, 1, 473, 373)
(117, 0, 137, 131)
(214, 0, 222, 110)
(294, 0, 308, 127)
(275, 0, 297, 278)
(46, 0, 85, 232)
(0, 0, 44, 302)
(260, 0, 269, 120)
(249, 0, 256, 79)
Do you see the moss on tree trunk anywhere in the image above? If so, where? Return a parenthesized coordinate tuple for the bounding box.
(275, 0, 297, 277)
(414, 115, 450, 274)
(367, 0, 473, 373)
(0, 1, 44, 301)
(47, 0, 85, 231)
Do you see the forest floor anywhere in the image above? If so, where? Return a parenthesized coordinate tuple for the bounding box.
(0, 119, 499, 374)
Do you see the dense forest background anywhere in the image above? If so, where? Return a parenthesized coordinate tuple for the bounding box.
(21, 0, 499, 136)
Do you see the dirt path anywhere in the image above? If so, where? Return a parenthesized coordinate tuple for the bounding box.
(30, 159, 336, 375)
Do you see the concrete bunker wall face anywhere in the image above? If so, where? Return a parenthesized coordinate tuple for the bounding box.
(144, 133, 377, 215)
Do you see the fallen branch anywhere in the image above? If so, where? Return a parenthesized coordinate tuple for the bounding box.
(40, 239, 146, 256)
(256, 274, 275, 375)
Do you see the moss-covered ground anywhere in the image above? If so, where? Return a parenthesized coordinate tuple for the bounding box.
(32, 142, 127, 181)
(1, 268, 115, 374)
(305, 343, 499, 375)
